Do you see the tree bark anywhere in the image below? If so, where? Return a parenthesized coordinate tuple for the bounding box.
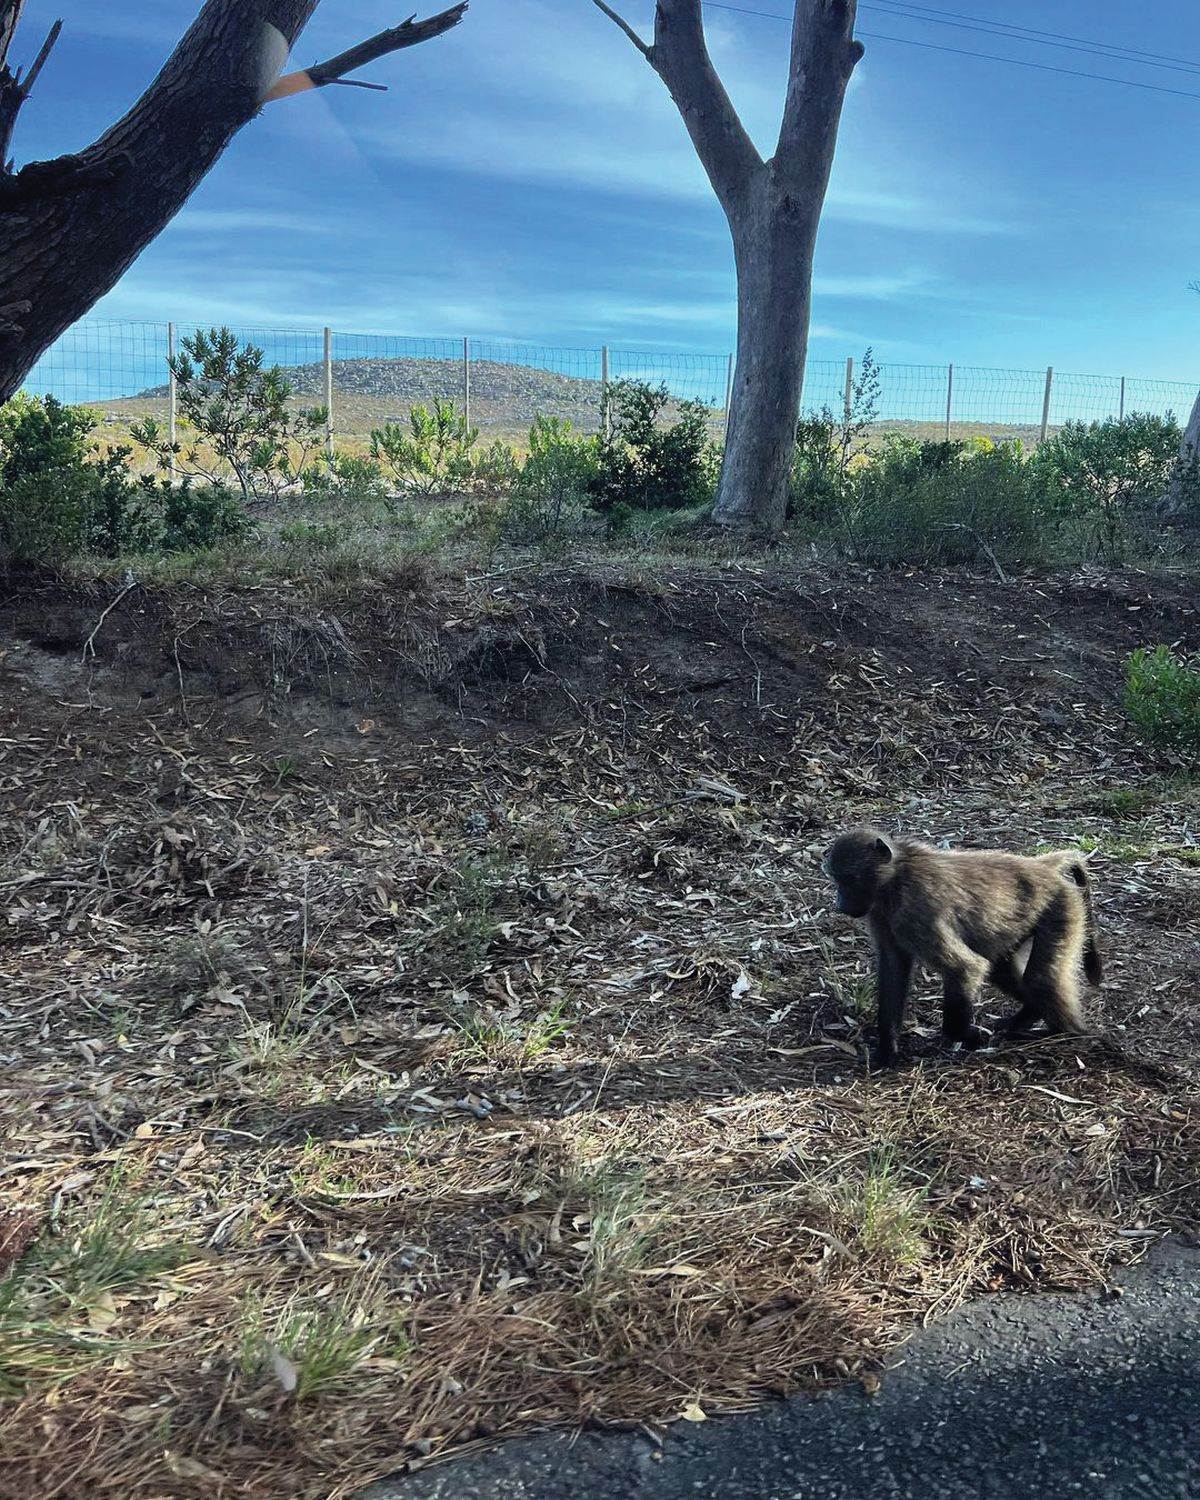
(1163, 387, 1200, 519)
(717, 172, 821, 532)
(0, 1, 466, 401)
(590, 0, 861, 538)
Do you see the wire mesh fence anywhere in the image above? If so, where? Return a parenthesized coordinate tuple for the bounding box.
(19, 317, 1199, 449)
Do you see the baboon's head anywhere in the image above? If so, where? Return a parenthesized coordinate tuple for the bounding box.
(821, 828, 894, 918)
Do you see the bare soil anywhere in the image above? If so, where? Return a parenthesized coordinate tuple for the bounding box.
(0, 559, 1198, 1499)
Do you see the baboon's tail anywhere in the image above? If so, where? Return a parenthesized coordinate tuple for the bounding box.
(1064, 858, 1103, 987)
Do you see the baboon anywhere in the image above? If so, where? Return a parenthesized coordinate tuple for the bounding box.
(821, 828, 1102, 1067)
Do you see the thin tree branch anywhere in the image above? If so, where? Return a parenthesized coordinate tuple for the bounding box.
(264, 4, 467, 101)
(588, 0, 651, 58)
(649, 0, 763, 213)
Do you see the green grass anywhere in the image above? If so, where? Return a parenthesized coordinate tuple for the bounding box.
(546, 1159, 661, 1298)
(0, 1181, 190, 1396)
(443, 996, 574, 1065)
(833, 1145, 933, 1267)
(239, 1286, 411, 1401)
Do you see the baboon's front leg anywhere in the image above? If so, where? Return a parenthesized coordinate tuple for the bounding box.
(874, 938, 913, 1068)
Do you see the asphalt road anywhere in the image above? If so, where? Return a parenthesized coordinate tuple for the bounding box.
(364, 1238, 1200, 1500)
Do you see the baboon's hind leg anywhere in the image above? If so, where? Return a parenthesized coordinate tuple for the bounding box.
(1018, 891, 1087, 1035)
(990, 950, 1042, 1037)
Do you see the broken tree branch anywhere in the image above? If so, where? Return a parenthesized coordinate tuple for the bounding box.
(0, 13, 61, 165)
(264, 3, 468, 101)
(20, 17, 61, 96)
(0, 148, 131, 205)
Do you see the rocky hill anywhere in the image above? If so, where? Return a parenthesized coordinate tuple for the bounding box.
(133, 355, 610, 439)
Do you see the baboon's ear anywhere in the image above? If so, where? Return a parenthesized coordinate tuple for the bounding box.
(874, 836, 893, 862)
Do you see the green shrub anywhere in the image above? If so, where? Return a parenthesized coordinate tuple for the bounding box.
(132, 327, 326, 504)
(592, 380, 718, 514)
(1125, 646, 1200, 755)
(0, 467, 100, 562)
(473, 438, 521, 493)
(0, 393, 94, 485)
(501, 415, 598, 545)
(277, 519, 346, 553)
(84, 456, 163, 556)
(837, 438, 1048, 568)
(302, 451, 389, 503)
(0, 461, 245, 565)
(370, 402, 482, 495)
(158, 480, 249, 552)
(789, 349, 881, 536)
(1033, 414, 1186, 563)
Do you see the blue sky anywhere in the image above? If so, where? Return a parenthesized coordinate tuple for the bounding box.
(11, 0, 1200, 379)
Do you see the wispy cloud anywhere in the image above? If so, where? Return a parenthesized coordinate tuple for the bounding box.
(825, 186, 1018, 236)
(814, 270, 934, 300)
(172, 208, 336, 236)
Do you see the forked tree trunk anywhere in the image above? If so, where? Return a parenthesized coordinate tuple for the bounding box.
(589, 0, 861, 538)
(0, 0, 465, 402)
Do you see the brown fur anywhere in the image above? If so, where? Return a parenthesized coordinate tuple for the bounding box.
(822, 827, 1102, 1066)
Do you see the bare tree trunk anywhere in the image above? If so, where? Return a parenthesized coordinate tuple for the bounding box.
(0, 1, 465, 401)
(589, 0, 861, 539)
(1163, 387, 1200, 519)
(717, 177, 819, 531)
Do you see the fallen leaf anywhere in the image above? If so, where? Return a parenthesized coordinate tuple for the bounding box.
(271, 1346, 299, 1393)
(88, 1292, 117, 1332)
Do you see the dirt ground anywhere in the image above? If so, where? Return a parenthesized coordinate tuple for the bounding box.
(1, 558, 1198, 1499)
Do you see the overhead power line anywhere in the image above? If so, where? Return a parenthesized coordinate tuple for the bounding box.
(702, 1, 1200, 102)
(862, 0, 1200, 77)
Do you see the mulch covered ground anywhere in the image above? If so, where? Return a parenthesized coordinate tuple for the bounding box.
(1, 560, 1198, 1498)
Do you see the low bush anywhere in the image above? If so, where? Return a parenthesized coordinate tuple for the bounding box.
(813, 437, 1050, 568)
(132, 326, 326, 504)
(787, 398, 1195, 569)
(302, 451, 390, 503)
(502, 415, 597, 545)
(591, 380, 718, 514)
(1032, 414, 1189, 563)
(1, 467, 105, 563)
(1125, 645, 1200, 755)
(0, 392, 247, 563)
(157, 480, 249, 552)
(789, 349, 881, 537)
(0, 392, 95, 485)
(371, 402, 483, 495)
